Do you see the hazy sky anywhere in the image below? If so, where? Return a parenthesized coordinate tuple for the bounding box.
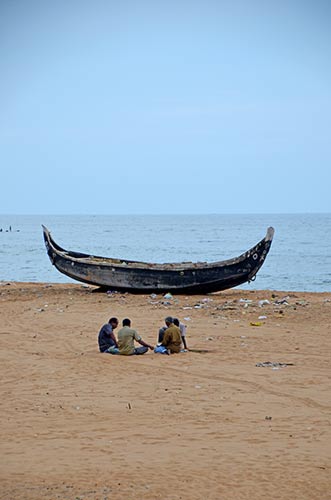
(1, 0, 330, 214)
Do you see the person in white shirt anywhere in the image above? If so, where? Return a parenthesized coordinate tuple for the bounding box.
(173, 317, 188, 351)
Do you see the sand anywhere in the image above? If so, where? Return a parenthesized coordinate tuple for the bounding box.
(0, 282, 330, 500)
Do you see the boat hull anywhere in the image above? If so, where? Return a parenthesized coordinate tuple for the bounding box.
(42, 226, 274, 294)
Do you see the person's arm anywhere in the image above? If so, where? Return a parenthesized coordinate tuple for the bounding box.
(110, 331, 118, 348)
(138, 338, 154, 350)
(161, 330, 170, 347)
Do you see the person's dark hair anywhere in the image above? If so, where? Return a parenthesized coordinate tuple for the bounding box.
(173, 318, 179, 327)
(122, 318, 131, 326)
(109, 317, 118, 324)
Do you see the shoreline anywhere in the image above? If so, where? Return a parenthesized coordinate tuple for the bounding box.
(1, 282, 330, 499)
(2, 279, 331, 294)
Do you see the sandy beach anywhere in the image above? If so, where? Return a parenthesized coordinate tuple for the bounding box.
(0, 282, 330, 500)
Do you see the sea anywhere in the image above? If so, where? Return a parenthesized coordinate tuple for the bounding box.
(0, 214, 330, 292)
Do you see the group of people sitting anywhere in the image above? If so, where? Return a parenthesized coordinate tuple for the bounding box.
(98, 316, 188, 356)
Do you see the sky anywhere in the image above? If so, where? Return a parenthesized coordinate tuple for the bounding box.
(1, 0, 330, 214)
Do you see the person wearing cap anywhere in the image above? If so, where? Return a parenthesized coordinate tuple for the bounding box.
(160, 316, 182, 354)
(117, 318, 154, 355)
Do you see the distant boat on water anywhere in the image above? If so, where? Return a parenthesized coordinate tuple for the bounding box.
(42, 225, 274, 294)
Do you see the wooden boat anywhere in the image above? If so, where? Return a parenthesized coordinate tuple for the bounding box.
(42, 225, 274, 294)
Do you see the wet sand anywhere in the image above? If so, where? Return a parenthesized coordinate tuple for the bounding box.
(1, 282, 330, 499)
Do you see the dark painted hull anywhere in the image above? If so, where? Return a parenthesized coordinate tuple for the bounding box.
(42, 225, 274, 294)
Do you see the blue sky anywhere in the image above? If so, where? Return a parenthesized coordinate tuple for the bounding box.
(1, 0, 330, 214)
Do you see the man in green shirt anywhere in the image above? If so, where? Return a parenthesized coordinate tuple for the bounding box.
(117, 318, 154, 355)
(161, 316, 182, 354)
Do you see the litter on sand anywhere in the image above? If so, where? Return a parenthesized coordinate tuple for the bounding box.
(256, 362, 294, 368)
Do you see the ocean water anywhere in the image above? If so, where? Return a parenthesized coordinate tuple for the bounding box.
(0, 214, 330, 292)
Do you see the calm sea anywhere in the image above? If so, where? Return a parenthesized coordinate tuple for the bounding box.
(0, 214, 330, 292)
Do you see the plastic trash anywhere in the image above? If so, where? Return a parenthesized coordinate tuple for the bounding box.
(256, 361, 294, 368)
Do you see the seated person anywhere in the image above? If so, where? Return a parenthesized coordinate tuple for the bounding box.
(98, 317, 119, 354)
(158, 321, 168, 343)
(117, 318, 154, 355)
(173, 317, 188, 351)
(158, 316, 182, 354)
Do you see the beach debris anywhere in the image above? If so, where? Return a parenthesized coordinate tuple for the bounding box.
(256, 362, 294, 368)
(265, 416, 272, 420)
(217, 302, 238, 311)
(274, 296, 290, 305)
(258, 299, 270, 307)
(183, 317, 191, 321)
(258, 315, 267, 320)
(295, 300, 308, 307)
(163, 292, 173, 299)
(150, 293, 157, 299)
(127, 402, 132, 410)
(239, 298, 253, 303)
(206, 336, 214, 341)
(250, 321, 262, 327)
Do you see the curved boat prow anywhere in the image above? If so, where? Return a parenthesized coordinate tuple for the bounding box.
(246, 226, 274, 282)
(266, 226, 275, 242)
